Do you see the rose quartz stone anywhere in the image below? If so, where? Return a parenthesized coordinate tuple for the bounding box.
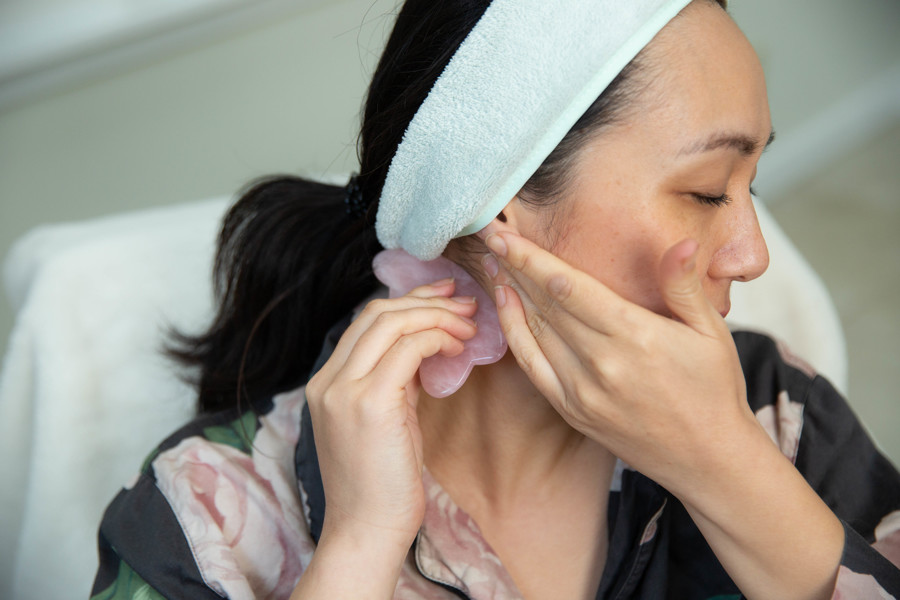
(372, 249, 508, 398)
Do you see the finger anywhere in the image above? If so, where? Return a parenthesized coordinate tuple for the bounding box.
(658, 239, 722, 337)
(487, 253, 613, 361)
(405, 278, 456, 299)
(494, 273, 608, 423)
(324, 291, 477, 377)
(487, 253, 601, 364)
(341, 306, 477, 379)
(365, 329, 467, 399)
(492, 283, 568, 405)
(484, 233, 633, 341)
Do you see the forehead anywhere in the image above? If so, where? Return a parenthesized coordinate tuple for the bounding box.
(627, 2, 771, 149)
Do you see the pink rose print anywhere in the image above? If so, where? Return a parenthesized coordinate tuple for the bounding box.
(755, 391, 804, 464)
(875, 511, 900, 568)
(832, 566, 894, 600)
(153, 392, 314, 600)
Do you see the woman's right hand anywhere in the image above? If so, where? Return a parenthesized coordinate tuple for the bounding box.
(293, 279, 477, 598)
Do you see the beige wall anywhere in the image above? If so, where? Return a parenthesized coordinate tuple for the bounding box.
(2, 0, 899, 345)
(0, 0, 387, 344)
(732, 0, 900, 134)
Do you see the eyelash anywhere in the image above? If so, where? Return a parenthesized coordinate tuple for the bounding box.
(694, 193, 732, 207)
(693, 186, 758, 207)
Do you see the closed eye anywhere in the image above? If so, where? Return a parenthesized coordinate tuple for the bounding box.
(693, 193, 732, 207)
(693, 186, 759, 207)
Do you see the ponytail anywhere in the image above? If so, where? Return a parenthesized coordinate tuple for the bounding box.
(170, 176, 381, 413)
(173, 0, 494, 413)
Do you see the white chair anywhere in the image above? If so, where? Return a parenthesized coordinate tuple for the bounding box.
(0, 197, 846, 600)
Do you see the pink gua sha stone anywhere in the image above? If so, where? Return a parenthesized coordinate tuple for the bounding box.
(372, 249, 508, 398)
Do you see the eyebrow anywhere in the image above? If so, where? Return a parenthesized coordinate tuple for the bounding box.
(679, 129, 776, 157)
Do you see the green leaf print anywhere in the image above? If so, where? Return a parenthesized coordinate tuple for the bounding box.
(202, 409, 258, 454)
(91, 560, 166, 600)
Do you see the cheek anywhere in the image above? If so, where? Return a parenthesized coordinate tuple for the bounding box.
(552, 208, 675, 314)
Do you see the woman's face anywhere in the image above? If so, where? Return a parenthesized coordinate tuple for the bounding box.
(506, 2, 772, 318)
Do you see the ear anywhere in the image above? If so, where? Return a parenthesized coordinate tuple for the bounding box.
(475, 196, 530, 240)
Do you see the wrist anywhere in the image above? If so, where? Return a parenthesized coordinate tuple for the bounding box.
(668, 415, 843, 600)
(291, 524, 414, 600)
(320, 517, 417, 566)
(651, 407, 765, 503)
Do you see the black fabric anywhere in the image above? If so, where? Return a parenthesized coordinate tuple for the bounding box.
(665, 499, 739, 599)
(796, 376, 900, 539)
(736, 331, 900, 535)
(733, 331, 785, 414)
(92, 476, 223, 600)
(842, 521, 900, 592)
(596, 472, 668, 599)
(294, 313, 352, 544)
(297, 402, 326, 543)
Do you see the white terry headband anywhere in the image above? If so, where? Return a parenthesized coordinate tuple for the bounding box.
(375, 0, 693, 260)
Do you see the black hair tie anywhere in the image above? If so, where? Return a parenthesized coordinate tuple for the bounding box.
(344, 174, 368, 221)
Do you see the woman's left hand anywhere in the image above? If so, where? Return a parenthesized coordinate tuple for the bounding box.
(481, 232, 754, 487)
(482, 231, 844, 600)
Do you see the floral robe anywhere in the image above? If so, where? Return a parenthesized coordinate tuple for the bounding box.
(91, 326, 900, 599)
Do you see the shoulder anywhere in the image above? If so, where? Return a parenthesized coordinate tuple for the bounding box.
(94, 388, 315, 600)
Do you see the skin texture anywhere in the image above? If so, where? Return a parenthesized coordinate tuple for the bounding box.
(294, 2, 844, 599)
(495, 5, 771, 319)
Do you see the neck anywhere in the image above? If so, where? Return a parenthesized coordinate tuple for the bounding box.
(419, 351, 615, 514)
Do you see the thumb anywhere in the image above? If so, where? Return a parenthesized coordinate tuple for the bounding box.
(659, 239, 721, 336)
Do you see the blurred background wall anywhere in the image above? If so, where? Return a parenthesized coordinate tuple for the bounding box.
(1, 0, 898, 453)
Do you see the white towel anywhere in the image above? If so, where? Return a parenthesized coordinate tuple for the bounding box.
(0, 198, 227, 599)
(376, 0, 692, 260)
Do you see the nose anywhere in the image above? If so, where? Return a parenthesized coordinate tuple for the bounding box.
(709, 196, 770, 283)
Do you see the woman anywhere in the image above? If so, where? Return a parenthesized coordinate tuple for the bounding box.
(92, 0, 900, 599)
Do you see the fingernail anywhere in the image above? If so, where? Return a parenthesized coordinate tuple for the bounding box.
(460, 315, 477, 327)
(485, 234, 508, 258)
(482, 254, 500, 279)
(431, 277, 455, 287)
(451, 296, 477, 304)
(494, 285, 507, 308)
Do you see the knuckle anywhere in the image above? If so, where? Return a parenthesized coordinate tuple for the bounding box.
(597, 358, 623, 392)
(610, 304, 633, 328)
(305, 375, 323, 402)
(632, 326, 657, 353)
(322, 380, 362, 414)
(567, 380, 593, 414)
(394, 333, 422, 353)
(547, 274, 573, 301)
(514, 347, 538, 377)
(318, 382, 343, 406)
(586, 353, 605, 374)
(362, 298, 389, 317)
(372, 310, 398, 329)
(526, 310, 550, 339)
(535, 294, 560, 320)
(515, 252, 534, 274)
(439, 313, 465, 334)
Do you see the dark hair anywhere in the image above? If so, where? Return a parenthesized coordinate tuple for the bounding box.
(173, 0, 723, 413)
